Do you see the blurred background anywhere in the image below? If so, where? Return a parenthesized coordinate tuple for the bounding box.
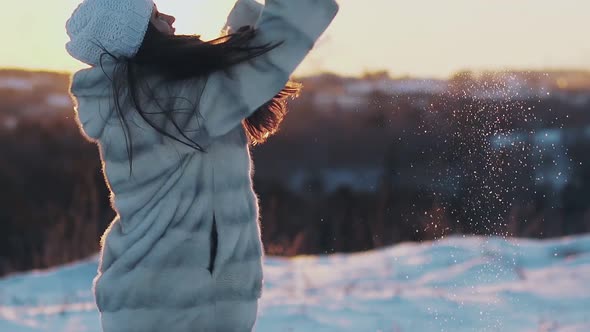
(1, 0, 589, 276)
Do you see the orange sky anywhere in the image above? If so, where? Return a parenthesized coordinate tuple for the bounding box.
(2, 0, 589, 78)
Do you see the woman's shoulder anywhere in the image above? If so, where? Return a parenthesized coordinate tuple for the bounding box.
(69, 61, 117, 98)
(147, 73, 207, 103)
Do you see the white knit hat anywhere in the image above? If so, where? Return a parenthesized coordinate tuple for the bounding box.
(66, 0, 155, 66)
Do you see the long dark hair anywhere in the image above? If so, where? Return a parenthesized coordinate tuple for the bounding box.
(98, 23, 301, 170)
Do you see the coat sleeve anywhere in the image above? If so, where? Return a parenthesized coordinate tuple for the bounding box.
(199, 0, 339, 138)
(222, 0, 264, 35)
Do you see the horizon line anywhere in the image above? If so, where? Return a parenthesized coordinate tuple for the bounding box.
(1, 65, 589, 80)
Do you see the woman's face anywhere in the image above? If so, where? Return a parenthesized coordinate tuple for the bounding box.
(150, 5, 176, 35)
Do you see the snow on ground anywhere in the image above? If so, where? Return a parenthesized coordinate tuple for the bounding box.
(0, 78, 33, 91)
(1, 234, 590, 332)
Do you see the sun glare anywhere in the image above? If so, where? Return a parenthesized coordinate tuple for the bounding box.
(0, 0, 588, 77)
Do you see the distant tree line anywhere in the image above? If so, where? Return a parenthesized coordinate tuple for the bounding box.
(0, 70, 589, 277)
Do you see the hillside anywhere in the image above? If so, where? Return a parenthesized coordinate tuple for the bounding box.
(1, 234, 589, 331)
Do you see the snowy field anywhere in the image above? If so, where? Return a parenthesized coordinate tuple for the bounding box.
(1, 234, 589, 332)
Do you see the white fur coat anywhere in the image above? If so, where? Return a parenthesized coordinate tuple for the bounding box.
(68, 0, 338, 331)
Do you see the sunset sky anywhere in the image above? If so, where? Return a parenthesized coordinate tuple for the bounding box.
(2, 0, 589, 78)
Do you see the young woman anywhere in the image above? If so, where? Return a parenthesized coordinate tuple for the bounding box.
(65, 0, 338, 330)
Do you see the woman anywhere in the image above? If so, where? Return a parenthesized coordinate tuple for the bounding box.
(65, 0, 338, 330)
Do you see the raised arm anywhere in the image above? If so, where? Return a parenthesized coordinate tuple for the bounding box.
(222, 0, 264, 35)
(199, 0, 339, 138)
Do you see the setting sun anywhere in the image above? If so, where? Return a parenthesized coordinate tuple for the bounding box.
(1, 0, 589, 77)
